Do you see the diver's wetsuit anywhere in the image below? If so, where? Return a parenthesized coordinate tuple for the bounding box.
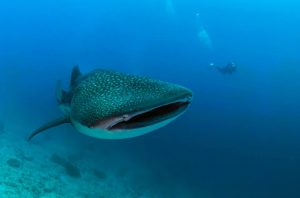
(217, 62, 237, 74)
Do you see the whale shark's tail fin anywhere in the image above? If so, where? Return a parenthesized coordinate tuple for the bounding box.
(56, 80, 67, 104)
(27, 116, 70, 141)
(56, 65, 81, 106)
(70, 65, 82, 87)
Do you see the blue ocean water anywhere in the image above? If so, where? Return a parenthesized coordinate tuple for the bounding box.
(0, 0, 300, 197)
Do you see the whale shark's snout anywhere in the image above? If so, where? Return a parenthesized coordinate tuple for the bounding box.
(107, 89, 192, 131)
(28, 66, 193, 141)
(89, 84, 191, 133)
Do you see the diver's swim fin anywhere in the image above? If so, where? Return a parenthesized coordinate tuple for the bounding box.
(27, 116, 70, 141)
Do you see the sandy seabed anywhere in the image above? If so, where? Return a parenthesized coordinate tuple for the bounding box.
(0, 124, 163, 198)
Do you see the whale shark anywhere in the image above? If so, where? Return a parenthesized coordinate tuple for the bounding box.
(28, 66, 192, 141)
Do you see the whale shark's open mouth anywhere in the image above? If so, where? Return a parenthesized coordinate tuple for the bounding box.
(91, 99, 191, 131)
(110, 101, 190, 130)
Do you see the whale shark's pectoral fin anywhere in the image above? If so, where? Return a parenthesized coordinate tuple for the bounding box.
(27, 116, 70, 142)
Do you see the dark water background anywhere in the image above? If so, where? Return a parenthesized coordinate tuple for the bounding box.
(1, 0, 300, 197)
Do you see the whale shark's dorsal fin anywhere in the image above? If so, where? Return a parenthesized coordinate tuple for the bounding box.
(70, 65, 82, 87)
(27, 116, 70, 141)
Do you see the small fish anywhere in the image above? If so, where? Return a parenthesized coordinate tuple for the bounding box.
(28, 66, 192, 141)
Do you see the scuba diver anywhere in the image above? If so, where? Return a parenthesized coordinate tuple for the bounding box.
(210, 62, 237, 74)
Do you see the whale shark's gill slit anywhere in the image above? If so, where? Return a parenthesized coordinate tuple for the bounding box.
(110, 101, 190, 130)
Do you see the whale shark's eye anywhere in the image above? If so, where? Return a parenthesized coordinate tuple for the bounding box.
(122, 114, 130, 121)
